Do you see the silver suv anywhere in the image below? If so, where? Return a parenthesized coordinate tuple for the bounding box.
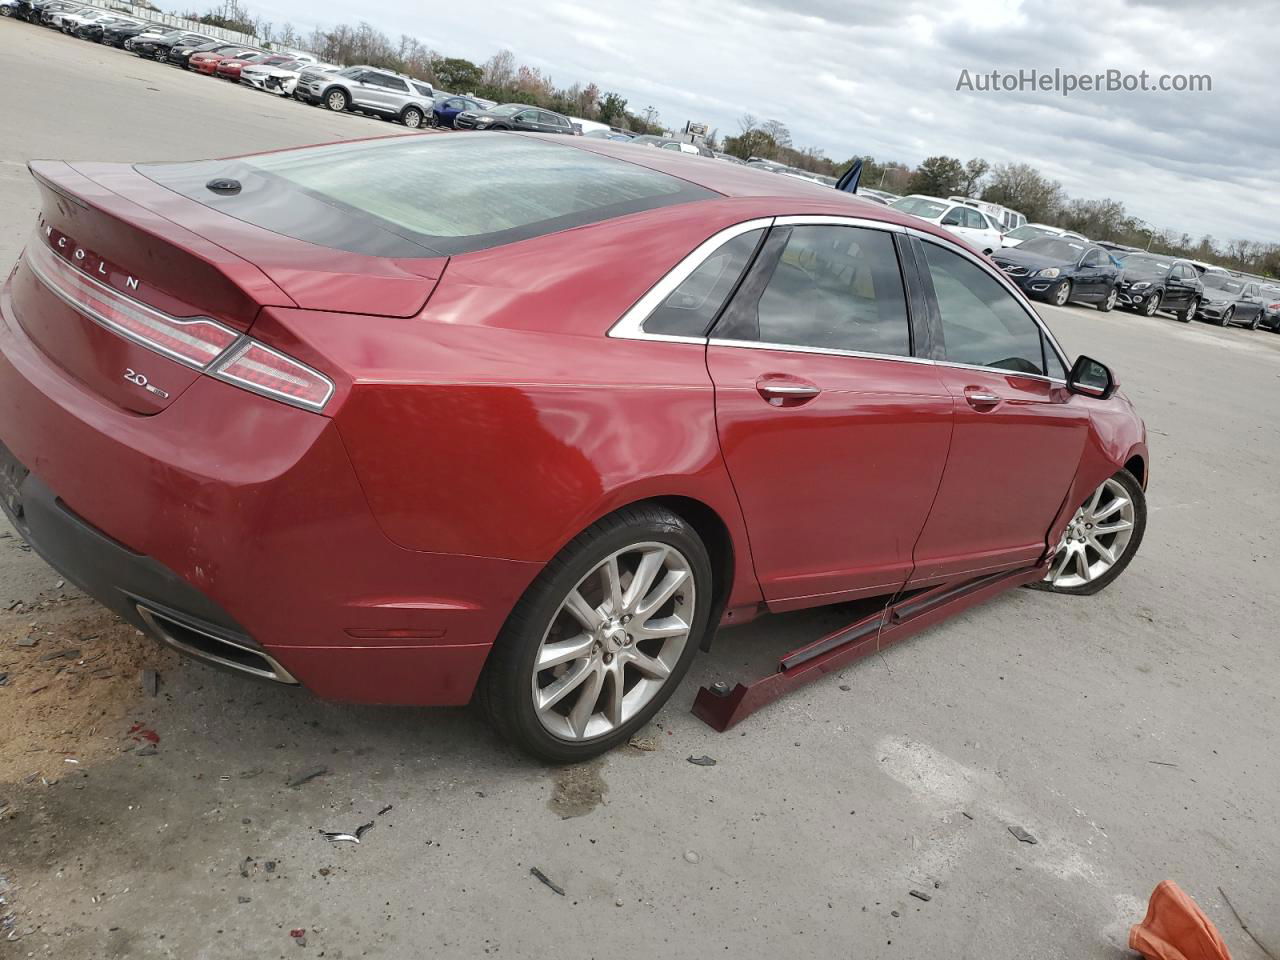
(297, 65, 435, 129)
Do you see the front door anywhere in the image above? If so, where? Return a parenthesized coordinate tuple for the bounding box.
(707, 222, 954, 608)
(908, 236, 1090, 583)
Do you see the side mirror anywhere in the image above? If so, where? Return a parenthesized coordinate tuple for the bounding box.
(1068, 355, 1117, 400)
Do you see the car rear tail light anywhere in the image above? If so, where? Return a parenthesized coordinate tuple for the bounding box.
(25, 238, 335, 413)
(209, 340, 334, 411)
(25, 240, 239, 368)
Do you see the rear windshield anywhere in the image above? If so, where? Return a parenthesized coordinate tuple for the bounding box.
(137, 135, 715, 258)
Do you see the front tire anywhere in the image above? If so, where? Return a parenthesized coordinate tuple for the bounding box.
(1220, 306, 1233, 327)
(1033, 469, 1146, 596)
(324, 87, 348, 112)
(401, 106, 424, 128)
(1143, 291, 1162, 317)
(1098, 286, 1118, 312)
(1052, 279, 1072, 307)
(479, 504, 713, 763)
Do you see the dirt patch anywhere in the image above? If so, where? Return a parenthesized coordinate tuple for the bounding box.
(0, 598, 175, 785)
(549, 758, 607, 818)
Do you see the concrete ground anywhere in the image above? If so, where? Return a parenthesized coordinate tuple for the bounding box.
(1, 21, 1278, 960)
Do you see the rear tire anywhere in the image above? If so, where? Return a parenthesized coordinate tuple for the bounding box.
(1179, 297, 1198, 323)
(478, 504, 712, 763)
(1098, 286, 1118, 312)
(1031, 469, 1146, 597)
(1250, 313, 1261, 331)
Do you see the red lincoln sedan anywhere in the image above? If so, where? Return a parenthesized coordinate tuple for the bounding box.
(0, 134, 1147, 761)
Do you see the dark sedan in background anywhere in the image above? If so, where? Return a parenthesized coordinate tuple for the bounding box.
(454, 103, 575, 134)
(1114, 254, 1204, 322)
(1198, 275, 1269, 329)
(432, 95, 486, 127)
(161, 36, 223, 66)
(102, 20, 158, 46)
(990, 237, 1122, 309)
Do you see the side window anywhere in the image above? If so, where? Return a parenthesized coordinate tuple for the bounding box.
(964, 209, 987, 230)
(661, 142, 683, 151)
(643, 229, 763, 337)
(537, 111, 559, 125)
(940, 207, 965, 226)
(515, 110, 536, 123)
(1082, 249, 1104, 267)
(384, 77, 409, 93)
(921, 241, 1046, 375)
(716, 225, 912, 357)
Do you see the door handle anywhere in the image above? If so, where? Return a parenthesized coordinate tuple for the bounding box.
(756, 377, 821, 405)
(963, 387, 1001, 409)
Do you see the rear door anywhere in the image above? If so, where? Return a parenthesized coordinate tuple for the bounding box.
(706, 219, 954, 608)
(1074, 247, 1108, 301)
(907, 235, 1089, 583)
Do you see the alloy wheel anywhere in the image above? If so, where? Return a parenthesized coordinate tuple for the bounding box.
(532, 541, 695, 741)
(403, 108, 422, 128)
(1221, 307, 1233, 327)
(327, 90, 346, 111)
(1044, 476, 1137, 589)
(1053, 281, 1071, 307)
(1143, 293, 1160, 317)
(1103, 287, 1117, 311)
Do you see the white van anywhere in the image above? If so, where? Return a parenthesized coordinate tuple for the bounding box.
(948, 197, 1027, 232)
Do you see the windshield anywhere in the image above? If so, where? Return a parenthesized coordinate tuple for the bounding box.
(891, 197, 948, 218)
(487, 104, 527, 116)
(1005, 225, 1053, 241)
(1018, 237, 1087, 261)
(1201, 275, 1241, 293)
(1123, 256, 1173, 278)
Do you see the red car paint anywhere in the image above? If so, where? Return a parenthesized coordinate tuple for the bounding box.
(189, 49, 255, 74)
(215, 54, 287, 80)
(0, 134, 1147, 708)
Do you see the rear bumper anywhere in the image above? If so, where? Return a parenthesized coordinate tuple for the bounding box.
(0, 275, 540, 705)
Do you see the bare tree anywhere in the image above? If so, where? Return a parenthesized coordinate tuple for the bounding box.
(738, 113, 759, 135)
(760, 118, 792, 149)
(482, 49, 516, 88)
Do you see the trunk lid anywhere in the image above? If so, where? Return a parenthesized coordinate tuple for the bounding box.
(12, 159, 445, 415)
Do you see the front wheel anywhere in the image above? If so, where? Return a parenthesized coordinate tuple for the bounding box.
(324, 88, 348, 112)
(1220, 306, 1233, 327)
(479, 504, 712, 763)
(1051, 279, 1072, 307)
(1142, 291, 1162, 317)
(1033, 469, 1146, 596)
(1179, 297, 1198, 323)
(1098, 286, 1118, 313)
(401, 106, 424, 128)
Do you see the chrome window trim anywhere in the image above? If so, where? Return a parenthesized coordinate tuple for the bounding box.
(608, 217, 775, 342)
(906, 227, 1073, 376)
(708, 337, 935, 367)
(772, 214, 906, 232)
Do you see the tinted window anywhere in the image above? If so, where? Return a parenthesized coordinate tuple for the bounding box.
(411, 82, 433, 97)
(140, 136, 715, 258)
(1081, 249, 1105, 266)
(923, 241, 1046, 375)
(718, 225, 911, 356)
(644, 229, 763, 337)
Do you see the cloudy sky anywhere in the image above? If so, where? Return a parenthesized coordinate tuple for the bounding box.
(250, 0, 1277, 244)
